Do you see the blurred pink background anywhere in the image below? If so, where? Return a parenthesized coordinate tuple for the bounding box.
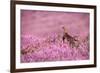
(21, 10, 89, 40)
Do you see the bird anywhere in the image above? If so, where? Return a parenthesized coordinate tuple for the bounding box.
(62, 26, 79, 48)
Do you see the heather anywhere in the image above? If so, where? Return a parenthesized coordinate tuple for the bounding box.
(21, 34, 89, 63)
